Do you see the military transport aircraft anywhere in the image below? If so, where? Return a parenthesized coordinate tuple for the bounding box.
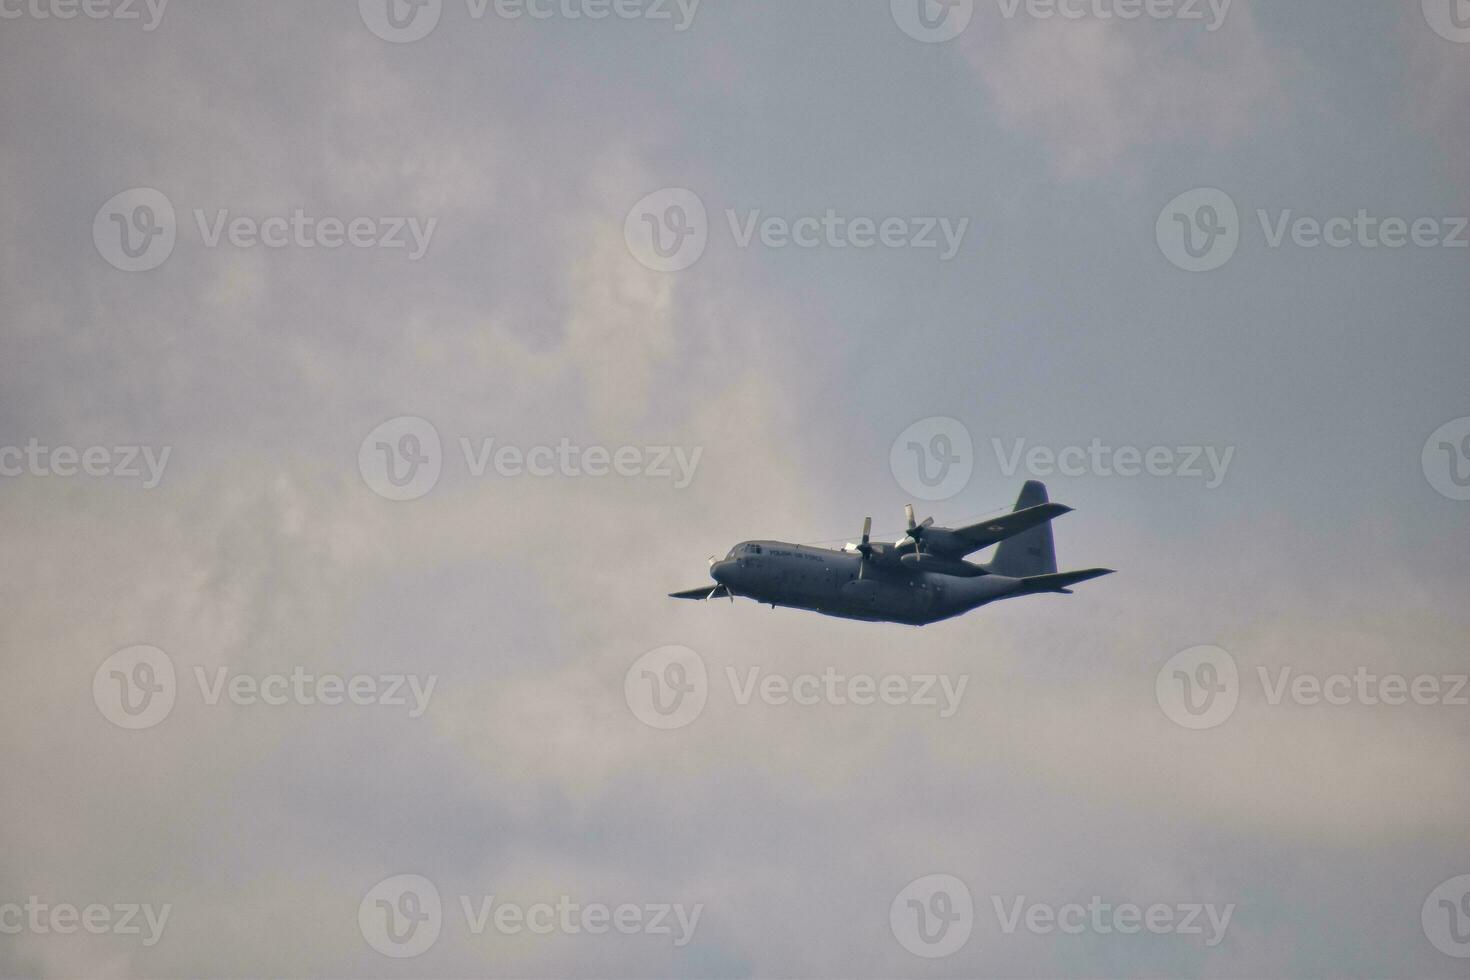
(669, 481, 1112, 625)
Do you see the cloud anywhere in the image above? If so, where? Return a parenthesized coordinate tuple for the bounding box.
(965, 3, 1295, 176)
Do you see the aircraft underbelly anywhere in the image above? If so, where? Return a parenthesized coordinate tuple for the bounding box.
(729, 550, 1016, 625)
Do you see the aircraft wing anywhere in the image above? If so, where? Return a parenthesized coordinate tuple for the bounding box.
(669, 585, 731, 600)
(952, 502, 1073, 554)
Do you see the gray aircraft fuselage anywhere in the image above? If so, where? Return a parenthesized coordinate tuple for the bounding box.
(710, 541, 1029, 626)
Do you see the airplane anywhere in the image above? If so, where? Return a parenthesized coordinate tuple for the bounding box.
(669, 481, 1112, 626)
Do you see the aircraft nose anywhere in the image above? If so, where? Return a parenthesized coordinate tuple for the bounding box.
(710, 560, 733, 585)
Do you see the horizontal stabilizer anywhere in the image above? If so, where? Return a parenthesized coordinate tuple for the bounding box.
(1014, 568, 1115, 595)
(669, 585, 731, 600)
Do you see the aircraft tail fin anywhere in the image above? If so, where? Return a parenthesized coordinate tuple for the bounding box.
(989, 481, 1058, 578)
(1014, 568, 1115, 595)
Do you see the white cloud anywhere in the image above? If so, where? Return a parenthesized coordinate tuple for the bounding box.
(966, 5, 1294, 176)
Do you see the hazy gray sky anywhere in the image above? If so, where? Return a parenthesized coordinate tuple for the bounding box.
(2, 1, 1469, 976)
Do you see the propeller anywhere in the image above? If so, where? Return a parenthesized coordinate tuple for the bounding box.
(844, 517, 874, 579)
(897, 503, 935, 558)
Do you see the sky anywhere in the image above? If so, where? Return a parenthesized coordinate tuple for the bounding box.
(2, 0, 1469, 976)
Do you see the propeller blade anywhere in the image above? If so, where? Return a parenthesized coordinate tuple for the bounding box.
(901, 506, 933, 557)
(857, 516, 873, 579)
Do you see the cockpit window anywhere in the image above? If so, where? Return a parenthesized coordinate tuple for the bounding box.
(728, 544, 763, 558)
